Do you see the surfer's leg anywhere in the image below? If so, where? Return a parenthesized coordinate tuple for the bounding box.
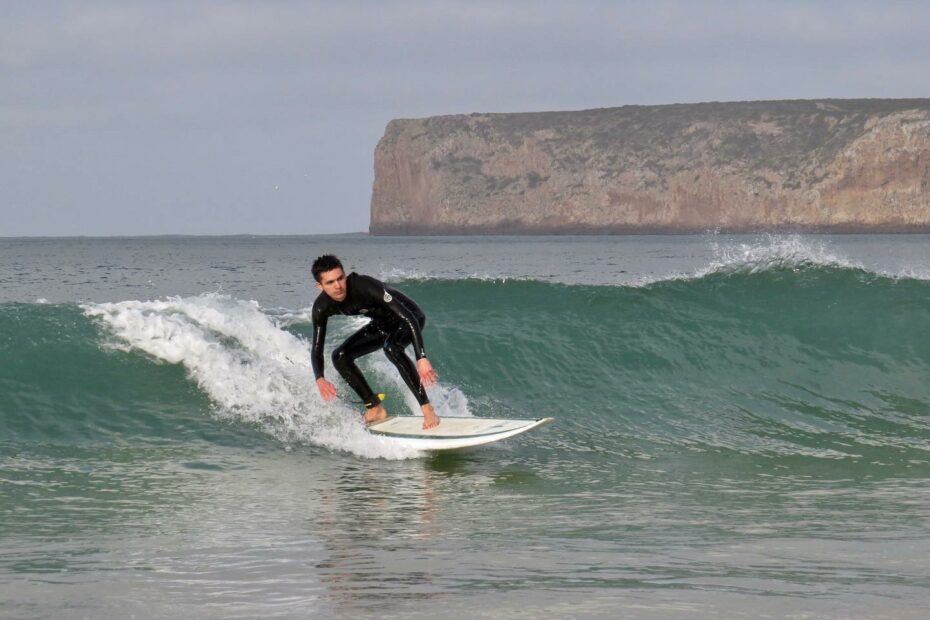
(332, 323, 387, 417)
(382, 329, 429, 406)
(383, 325, 439, 429)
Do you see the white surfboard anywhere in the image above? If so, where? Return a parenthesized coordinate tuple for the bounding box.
(366, 416, 554, 452)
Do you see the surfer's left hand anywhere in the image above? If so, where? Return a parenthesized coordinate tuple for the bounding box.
(417, 358, 438, 387)
(316, 377, 337, 401)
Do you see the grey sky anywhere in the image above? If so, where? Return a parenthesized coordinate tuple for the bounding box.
(3, 0, 929, 236)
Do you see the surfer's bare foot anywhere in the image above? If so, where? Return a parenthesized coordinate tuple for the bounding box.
(364, 405, 389, 425)
(421, 404, 440, 430)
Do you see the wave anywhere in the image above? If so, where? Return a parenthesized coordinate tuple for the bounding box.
(394, 263, 930, 462)
(3, 259, 929, 462)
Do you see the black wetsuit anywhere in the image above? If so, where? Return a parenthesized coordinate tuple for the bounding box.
(311, 273, 429, 409)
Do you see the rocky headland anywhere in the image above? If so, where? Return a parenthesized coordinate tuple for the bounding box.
(370, 99, 930, 234)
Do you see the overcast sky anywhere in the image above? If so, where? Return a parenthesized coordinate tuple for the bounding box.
(3, 0, 929, 236)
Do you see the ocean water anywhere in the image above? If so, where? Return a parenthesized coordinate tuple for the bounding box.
(2, 234, 930, 619)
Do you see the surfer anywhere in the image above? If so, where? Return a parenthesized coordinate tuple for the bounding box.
(310, 254, 440, 429)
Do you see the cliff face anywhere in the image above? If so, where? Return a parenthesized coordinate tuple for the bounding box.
(370, 99, 930, 234)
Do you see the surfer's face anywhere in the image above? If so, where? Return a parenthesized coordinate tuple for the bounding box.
(316, 267, 348, 302)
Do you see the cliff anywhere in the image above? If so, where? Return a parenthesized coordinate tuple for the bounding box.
(369, 99, 930, 234)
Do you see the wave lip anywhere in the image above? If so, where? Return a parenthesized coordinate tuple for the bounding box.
(376, 235, 929, 289)
(623, 234, 869, 288)
(705, 234, 862, 273)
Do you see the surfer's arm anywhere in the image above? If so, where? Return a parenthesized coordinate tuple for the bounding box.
(311, 309, 338, 401)
(310, 308, 327, 379)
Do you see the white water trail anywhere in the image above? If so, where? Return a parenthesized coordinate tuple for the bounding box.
(82, 294, 468, 459)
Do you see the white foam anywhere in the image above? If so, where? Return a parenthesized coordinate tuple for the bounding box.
(699, 234, 863, 276)
(697, 235, 930, 283)
(378, 266, 521, 284)
(267, 306, 314, 328)
(378, 266, 433, 282)
(889, 267, 930, 282)
(81, 294, 464, 459)
(626, 234, 867, 287)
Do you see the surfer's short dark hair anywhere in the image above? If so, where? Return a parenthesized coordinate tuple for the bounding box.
(312, 254, 344, 282)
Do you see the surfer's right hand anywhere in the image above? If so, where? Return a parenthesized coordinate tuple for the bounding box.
(417, 358, 438, 387)
(316, 378, 337, 401)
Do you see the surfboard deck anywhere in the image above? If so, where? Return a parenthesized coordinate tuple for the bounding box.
(366, 416, 554, 452)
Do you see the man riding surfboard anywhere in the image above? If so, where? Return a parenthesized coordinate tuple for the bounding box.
(310, 254, 440, 430)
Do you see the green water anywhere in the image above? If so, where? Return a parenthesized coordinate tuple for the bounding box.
(2, 235, 930, 618)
